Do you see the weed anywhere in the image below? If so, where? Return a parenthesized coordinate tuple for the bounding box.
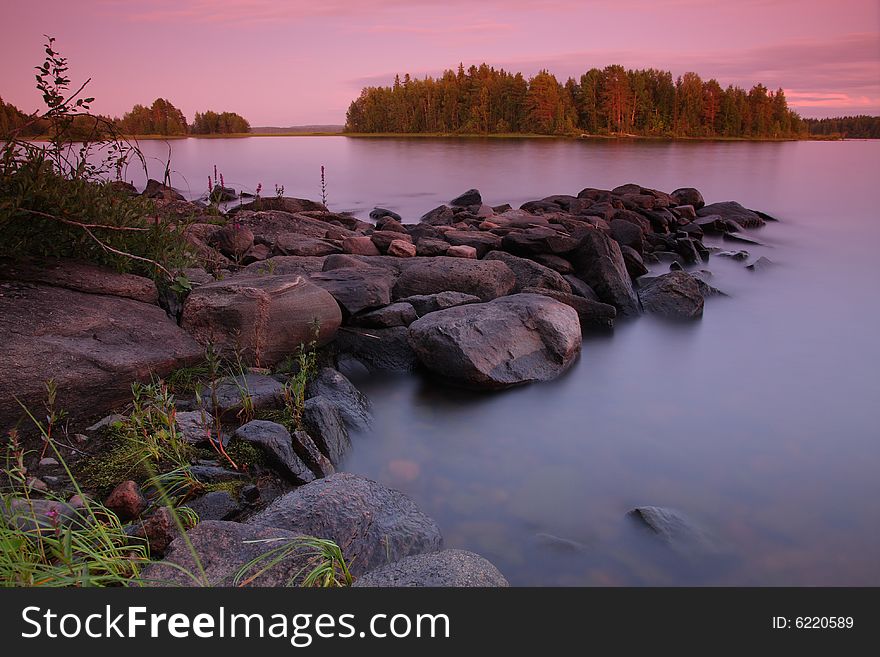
(233, 536, 353, 588)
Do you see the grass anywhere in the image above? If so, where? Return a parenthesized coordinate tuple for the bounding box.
(233, 536, 353, 588)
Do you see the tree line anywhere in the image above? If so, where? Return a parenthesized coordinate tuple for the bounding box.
(802, 115, 880, 139)
(0, 96, 249, 137)
(346, 63, 815, 138)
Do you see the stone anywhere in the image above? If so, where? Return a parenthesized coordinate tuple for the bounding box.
(104, 480, 147, 521)
(309, 267, 394, 316)
(501, 227, 580, 256)
(85, 414, 127, 433)
(209, 374, 284, 416)
(569, 229, 640, 316)
(420, 205, 456, 226)
(354, 549, 508, 587)
(141, 521, 322, 586)
(184, 491, 240, 521)
(387, 239, 417, 258)
(446, 245, 477, 259)
(247, 473, 442, 576)
(142, 179, 185, 201)
(292, 430, 335, 478)
(520, 287, 616, 331)
(484, 251, 572, 294)
(638, 272, 704, 319)
(533, 254, 573, 274)
(408, 293, 581, 389)
(342, 236, 381, 256)
(350, 302, 418, 328)
(670, 188, 705, 209)
(450, 189, 482, 206)
(610, 218, 644, 253)
(334, 326, 418, 372)
(415, 237, 451, 257)
(305, 368, 372, 431)
(233, 420, 315, 484)
(174, 410, 215, 445)
(301, 396, 351, 465)
(0, 284, 202, 431)
(240, 255, 328, 277)
(1, 498, 82, 534)
(0, 257, 158, 304)
(563, 275, 599, 301)
(697, 201, 765, 229)
(181, 274, 341, 366)
(207, 224, 254, 258)
(717, 250, 750, 261)
(274, 235, 341, 257)
(241, 243, 272, 264)
(370, 207, 403, 223)
(128, 507, 179, 557)
(229, 197, 327, 215)
(393, 257, 515, 302)
(619, 244, 649, 279)
(746, 256, 774, 271)
(443, 231, 502, 258)
(398, 291, 482, 317)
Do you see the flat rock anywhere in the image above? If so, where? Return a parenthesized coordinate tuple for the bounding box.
(398, 291, 482, 317)
(350, 302, 418, 328)
(628, 506, 718, 555)
(210, 373, 284, 415)
(484, 251, 571, 294)
(305, 368, 372, 431)
(334, 326, 418, 372)
(638, 272, 704, 319)
(698, 201, 765, 229)
(354, 549, 508, 587)
(184, 491, 240, 521)
(309, 267, 394, 316)
(520, 287, 616, 330)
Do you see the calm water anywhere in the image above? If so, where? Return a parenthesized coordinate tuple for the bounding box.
(138, 137, 880, 585)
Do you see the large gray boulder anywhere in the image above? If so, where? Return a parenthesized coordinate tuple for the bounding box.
(0, 279, 202, 431)
(246, 473, 442, 576)
(569, 229, 640, 316)
(181, 274, 341, 366)
(638, 272, 704, 319)
(309, 267, 394, 316)
(670, 187, 705, 209)
(407, 293, 581, 389)
(305, 368, 372, 431)
(233, 420, 315, 484)
(301, 396, 351, 465)
(392, 257, 515, 301)
(354, 550, 509, 587)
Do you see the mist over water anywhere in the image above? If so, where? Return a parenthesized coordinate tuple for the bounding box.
(134, 137, 880, 585)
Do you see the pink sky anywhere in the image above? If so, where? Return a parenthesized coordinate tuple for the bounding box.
(1, 0, 878, 125)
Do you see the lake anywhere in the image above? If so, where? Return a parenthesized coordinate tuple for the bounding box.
(136, 136, 880, 585)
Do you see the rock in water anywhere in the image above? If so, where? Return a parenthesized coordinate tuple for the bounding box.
(353, 550, 509, 587)
(638, 272, 704, 319)
(670, 187, 705, 209)
(305, 367, 372, 431)
(450, 189, 482, 206)
(246, 473, 442, 575)
(407, 293, 581, 389)
(569, 229, 640, 316)
(628, 506, 718, 555)
(484, 251, 572, 294)
(180, 274, 341, 366)
(697, 201, 765, 229)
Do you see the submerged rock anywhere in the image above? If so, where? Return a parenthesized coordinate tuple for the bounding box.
(305, 368, 372, 431)
(628, 506, 718, 555)
(638, 272, 704, 319)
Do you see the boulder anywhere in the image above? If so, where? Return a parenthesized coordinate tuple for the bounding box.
(415, 237, 451, 257)
(563, 275, 599, 301)
(229, 197, 327, 215)
(305, 368, 372, 431)
(610, 218, 644, 253)
(246, 473, 443, 576)
(301, 396, 351, 465)
(520, 287, 616, 330)
(628, 506, 717, 555)
(569, 230, 640, 316)
(638, 272, 704, 319)
(142, 179, 185, 201)
(309, 267, 394, 316)
(0, 283, 202, 431)
(450, 189, 482, 206)
(353, 549, 508, 587)
(393, 257, 515, 302)
(407, 293, 581, 389)
(209, 374, 284, 416)
(670, 187, 705, 209)
(619, 244, 649, 279)
(370, 207, 403, 223)
(697, 201, 765, 229)
(181, 274, 340, 366)
(532, 254, 573, 274)
(233, 420, 315, 484)
(274, 235, 341, 257)
(1, 498, 82, 534)
(240, 255, 327, 277)
(174, 410, 215, 445)
(291, 429, 335, 478)
(746, 256, 774, 271)
(419, 205, 456, 226)
(483, 251, 571, 294)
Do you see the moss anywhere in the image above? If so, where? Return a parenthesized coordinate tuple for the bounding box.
(224, 438, 266, 468)
(76, 445, 145, 494)
(202, 480, 246, 497)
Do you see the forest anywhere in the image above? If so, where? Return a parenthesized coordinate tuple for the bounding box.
(0, 96, 249, 137)
(802, 115, 880, 139)
(345, 63, 811, 138)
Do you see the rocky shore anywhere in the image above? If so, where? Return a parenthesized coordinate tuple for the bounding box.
(0, 179, 774, 586)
